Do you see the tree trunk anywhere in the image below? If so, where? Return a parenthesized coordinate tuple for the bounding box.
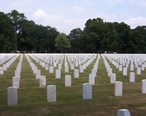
(14, 33, 17, 53)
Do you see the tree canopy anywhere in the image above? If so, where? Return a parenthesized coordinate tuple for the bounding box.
(7, 10, 27, 52)
(0, 9, 146, 53)
(55, 33, 71, 53)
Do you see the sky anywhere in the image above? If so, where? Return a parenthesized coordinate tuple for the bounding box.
(0, 0, 146, 34)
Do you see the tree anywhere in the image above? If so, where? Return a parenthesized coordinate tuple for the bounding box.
(69, 28, 82, 52)
(83, 18, 105, 53)
(114, 22, 133, 53)
(55, 33, 71, 53)
(7, 10, 27, 52)
(19, 20, 36, 52)
(132, 26, 146, 53)
(0, 12, 13, 52)
(46, 26, 59, 52)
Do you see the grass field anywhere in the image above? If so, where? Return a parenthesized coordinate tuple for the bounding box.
(0, 53, 146, 116)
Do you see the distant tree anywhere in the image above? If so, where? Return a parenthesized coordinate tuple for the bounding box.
(19, 20, 36, 51)
(69, 28, 82, 52)
(132, 26, 146, 53)
(114, 22, 133, 53)
(83, 17, 105, 53)
(46, 27, 59, 52)
(55, 33, 71, 53)
(0, 12, 13, 52)
(101, 22, 119, 52)
(7, 9, 27, 52)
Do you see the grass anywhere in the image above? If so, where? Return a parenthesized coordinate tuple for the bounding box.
(0, 53, 146, 116)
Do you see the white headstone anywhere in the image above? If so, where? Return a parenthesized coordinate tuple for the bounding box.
(36, 70, 41, 79)
(45, 64, 48, 70)
(65, 75, 71, 86)
(32, 66, 37, 74)
(40, 75, 46, 87)
(119, 65, 122, 71)
(47, 85, 56, 102)
(89, 74, 95, 85)
(116, 63, 119, 69)
(130, 63, 134, 71)
(110, 73, 116, 83)
(83, 83, 92, 100)
(64, 62, 68, 66)
(42, 62, 45, 67)
(55, 69, 61, 78)
(141, 64, 145, 71)
(12, 76, 20, 88)
(129, 72, 135, 82)
(49, 66, 54, 73)
(58, 64, 62, 70)
(123, 67, 127, 76)
(92, 69, 96, 77)
(137, 67, 141, 75)
(15, 70, 21, 78)
(108, 68, 112, 77)
(117, 109, 131, 116)
(65, 66, 69, 73)
(7, 86, 18, 106)
(115, 81, 123, 96)
(75, 60, 78, 67)
(71, 63, 74, 69)
(142, 79, 146, 94)
(53, 62, 57, 67)
(80, 65, 84, 73)
(74, 69, 79, 78)
(50, 59, 53, 65)
(0, 67, 4, 75)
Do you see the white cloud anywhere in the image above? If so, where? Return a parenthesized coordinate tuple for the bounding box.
(70, 6, 84, 13)
(33, 9, 86, 34)
(33, 9, 85, 25)
(33, 9, 46, 19)
(126, 16, 146, 28)
(2, 0, 145, 34)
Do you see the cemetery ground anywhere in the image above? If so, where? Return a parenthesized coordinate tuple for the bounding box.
(0, 54, 146, 116)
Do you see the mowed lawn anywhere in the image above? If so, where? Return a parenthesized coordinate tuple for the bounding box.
(0, 54, 146, 116)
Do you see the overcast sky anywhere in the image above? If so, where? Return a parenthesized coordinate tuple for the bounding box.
(0, 0, 146, 34)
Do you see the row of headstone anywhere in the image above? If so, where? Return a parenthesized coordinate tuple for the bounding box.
(27, 54, 99, 83)
(27, 55, 82, 87)
(27, 55, 88, 87)
(26, 55, 46, 88)
(0, 54, 20, 75)
(104, 54, 146, 76)
(114, 78, 146, 96)
(9, 77, 146, 106)
(28, 54, 97, 74)
(102, 55, 115, 82)
(102, 54, 140, 83)
(0, 54, 16, 64)
(12, 55, 23, 88)
(7, 82, 93, 106)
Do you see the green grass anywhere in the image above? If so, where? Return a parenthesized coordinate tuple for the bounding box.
(0, 54, 146, 116)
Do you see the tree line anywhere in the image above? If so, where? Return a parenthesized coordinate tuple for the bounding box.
(0, 10, 146, 53)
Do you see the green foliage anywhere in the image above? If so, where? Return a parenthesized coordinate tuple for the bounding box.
(0, 9, 146, 53)
(69, 28, 82, 52)
(55, 33, 71, 53)
(7, 10, 27, 52)
(0, 12, 13, 52)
